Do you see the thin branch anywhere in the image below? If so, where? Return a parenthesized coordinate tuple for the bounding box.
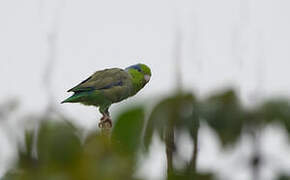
(189, 127, 199, 173)
(31, 0, 66, 159)
(250, 130, 262, 180)
(232, 0, 251, 68)
(171, 0, 183, 94)
(165, 124, 175, 175)
(173, 27, 183, 93)
(43, 0, 66, 107)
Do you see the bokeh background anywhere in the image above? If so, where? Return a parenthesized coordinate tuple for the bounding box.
(1, 0, 290, 180)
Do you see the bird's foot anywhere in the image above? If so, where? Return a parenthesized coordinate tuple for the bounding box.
(98, 115, 112, 128)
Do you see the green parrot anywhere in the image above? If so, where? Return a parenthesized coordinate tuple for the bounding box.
(61, 63, 151, 127)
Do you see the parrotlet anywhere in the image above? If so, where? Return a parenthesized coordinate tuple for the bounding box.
(61, 63, 151, 127)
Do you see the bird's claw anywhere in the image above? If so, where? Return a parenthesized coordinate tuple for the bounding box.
(98, 116, 112, 128)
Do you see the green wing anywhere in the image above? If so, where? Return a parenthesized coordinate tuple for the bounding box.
(68, 68, 130, 93)
(63, 68, 134, 105)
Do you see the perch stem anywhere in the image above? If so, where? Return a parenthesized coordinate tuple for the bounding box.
(101, 122, 111, 138)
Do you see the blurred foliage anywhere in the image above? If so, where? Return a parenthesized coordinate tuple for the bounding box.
(3, 108, 145, 180)
(144, 93, 198, 150)
(199, 90, 246, 146)
(256, 99, 290, 132)
(168, 171, 213, 180)
(144, 93, 200, 175)
(112, 107, 144, 155)
(277, 174, 290, 180)
(2, 88, 290, 180)
(143, 89, 290, 179)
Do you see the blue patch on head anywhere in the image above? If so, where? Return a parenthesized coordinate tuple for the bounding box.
(125, 64, 142, 72)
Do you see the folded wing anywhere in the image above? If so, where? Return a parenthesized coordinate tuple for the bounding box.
(67, 68, 130, 93)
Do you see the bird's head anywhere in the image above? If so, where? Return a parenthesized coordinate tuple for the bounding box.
(125, 63, 151, 83)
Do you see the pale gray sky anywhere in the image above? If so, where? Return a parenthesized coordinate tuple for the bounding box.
(1, 0, 290, 179)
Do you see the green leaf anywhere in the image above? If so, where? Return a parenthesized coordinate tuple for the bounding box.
(112, 107, 145, 155)
(199, 89, 245, 146)
(258, 99, 290, 132)
(144, 93, 197, 151)
(37, 121, 82, 167)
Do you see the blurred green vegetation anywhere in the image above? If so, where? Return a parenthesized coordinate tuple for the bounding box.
(2, 89, 290, 180)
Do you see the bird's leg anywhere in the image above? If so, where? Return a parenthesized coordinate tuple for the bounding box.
(100, 114, 109, 121)
(98, 114, 107, 128)
(103, 109, 112, 128)
(98, 115, 112, 128)
(102, 116, 112, 128)
(98, 109, 112, 128)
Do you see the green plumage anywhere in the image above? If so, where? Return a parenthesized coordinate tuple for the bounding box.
(62, 64, 151, 116)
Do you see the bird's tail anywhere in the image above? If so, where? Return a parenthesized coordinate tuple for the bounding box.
(61, 92, 88, 104)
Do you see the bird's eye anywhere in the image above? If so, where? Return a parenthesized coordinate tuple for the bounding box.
(135, 68, 142, 72)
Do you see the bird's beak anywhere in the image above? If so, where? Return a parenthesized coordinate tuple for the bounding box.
(144, 75, 151, 82)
